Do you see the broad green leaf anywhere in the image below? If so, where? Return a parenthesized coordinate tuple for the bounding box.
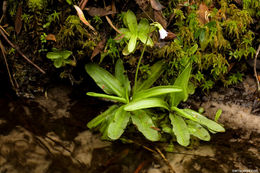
(126, 10, 138, 33)
(86, 92, 127, 103)
(135, 60, 165, 92)
(131, 110, 160, 141)
(47, 52, 61, 59)
(169, 113, 190, 146)
(115, 59, 131, 99)
(133, 86, 182, 101)
(54, 59, 63, 68)
(87, 105, 118, 129)
(186, 120, 210, 141)
(170, 63, 192, 107)
(124, 98, 169, 111)
(108, 106, 130, 140)
(128, 34, 137, 53)
(47, 50, 72, 60)
(171, 106, 197, 121)
(138, 34, 153, 46)
(138, 18, 150, 34)
(137, 19, 153, 46)
(183, 109, 225, 132)
(85, 64, 124, 97)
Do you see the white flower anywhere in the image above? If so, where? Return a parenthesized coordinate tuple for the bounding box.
(159, 28, 168, 39)
(151, 22, 168, 39)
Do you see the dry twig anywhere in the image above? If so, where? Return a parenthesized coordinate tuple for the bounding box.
(254, 45, 260, 92)
(0, 40, 17, 89)
(0, 27, 46, 74)
(155, 147, 175, 173)
(105, 16, 122, 34)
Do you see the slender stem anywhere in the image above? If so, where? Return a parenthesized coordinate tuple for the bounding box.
(134, 27, 151, 93)
(254, 44, 260, 92)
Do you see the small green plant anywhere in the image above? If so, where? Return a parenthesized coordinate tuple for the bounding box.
(85, 59, 225, 145)
(86, 59, 181, 141)
(46, 49, 75, 68)
(162, 63, 225, 146)
(116, 10, 154, 55)
(43, 10, 61, 28)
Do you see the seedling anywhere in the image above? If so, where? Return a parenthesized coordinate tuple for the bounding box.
(116, 10, 154, 55)
(46, 49, 75, 68)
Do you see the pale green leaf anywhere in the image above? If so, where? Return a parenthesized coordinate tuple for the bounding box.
(124, 98, 169, 111)
(128, 34, 137, 53)
(138, 34, 153, 46)
(171, 106, 197, 121)
(170, 63, 192, 107)
(137, 19, 153, 46)
(47, 52, 61, 59)
(138, 18, 150, 34)
(122, 45, 130, 56)
(85, 64, 124, 97)
(133, 86, 182, 101)
(186, 120, 210, 141)
(169, 113, 190, 146)
(126, 10, 138, 33)
(108, 106, 130, 140)
(215, 109, 222, 122)
(183, 109, 225, 132)
(131, 110, 160, 141)
(47, 50, 72, 60)
(86, 92, 127, 103)
(87, 105, 118, 129)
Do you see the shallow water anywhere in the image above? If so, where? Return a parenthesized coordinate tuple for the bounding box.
(0, 85, 259, 173)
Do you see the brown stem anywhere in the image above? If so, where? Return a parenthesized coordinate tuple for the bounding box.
(155, 147, 176, 173)
(254, 45, 260, 92)
(0, 40, 18, 89)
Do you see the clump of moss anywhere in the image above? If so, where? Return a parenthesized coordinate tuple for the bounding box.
(150, 0, 259, 91)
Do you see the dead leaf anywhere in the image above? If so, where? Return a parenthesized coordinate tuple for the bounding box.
(15, 4, 22, 35)
(74, 5, 96, 32)
(135, 0, 149, 10)
(46, 34, 56, 42)
(150, 0, 164, 11)
(197, 3, 210, 25)
(164, 31, 177, 41)
(154, 10, 167, 29)
(258, 76, 260, 82)
(91, 38, 107, 60)
(86, 7, 114, 17)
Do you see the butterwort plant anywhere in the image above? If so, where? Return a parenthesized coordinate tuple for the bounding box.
(85, 59, 182, 141)
(159, 62, 225, 146)
(85, 59, 225, 145)
(116, 10, 154, 55)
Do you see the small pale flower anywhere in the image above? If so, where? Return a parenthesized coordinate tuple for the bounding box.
(151, 22, 168, 39)
(159, 28, 168, 39)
